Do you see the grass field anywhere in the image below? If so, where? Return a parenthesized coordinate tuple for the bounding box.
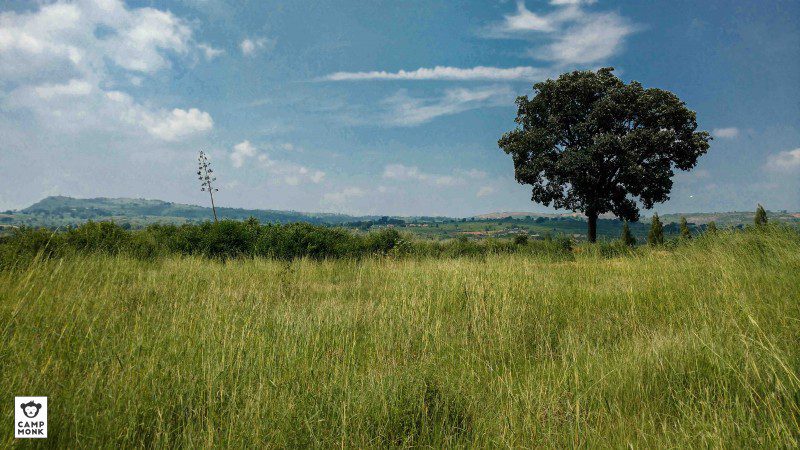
(1, 227, 799, 447)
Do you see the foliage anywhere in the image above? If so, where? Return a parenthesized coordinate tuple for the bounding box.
(706, 221, 718, 234)
(679, 216, 692, 239)
(620, 221, 636, 246)
(754, 204, 768, 226)
(648, 213, 664, 245)
(0, 220, 578, 266)
(498, 67, 711, 241)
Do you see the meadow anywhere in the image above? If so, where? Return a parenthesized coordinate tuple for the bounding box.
(1, 226, 799, 447)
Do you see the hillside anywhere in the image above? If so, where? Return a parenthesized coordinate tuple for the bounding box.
(8, 196, 367, 227)
(1, 196, 797, 242)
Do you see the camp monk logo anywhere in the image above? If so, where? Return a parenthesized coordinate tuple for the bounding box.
(15, 397, 47, 438)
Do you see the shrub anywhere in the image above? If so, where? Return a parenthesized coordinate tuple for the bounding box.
(754, 204, 768, 227)
(620, 221, 636, 246)
(364, 228, 402, 255)
(65, 221, 130, 254)
(648, 214, 664, 246)
(679, 216, 691, 240)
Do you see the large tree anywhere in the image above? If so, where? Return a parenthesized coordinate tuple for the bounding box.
(498, 68, 711, 242)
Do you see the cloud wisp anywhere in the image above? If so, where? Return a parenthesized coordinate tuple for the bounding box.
(712, 127, 740, 139)
(382, 163, 486, 187)
(381, 85, 514, 126)
(322, 65, 553, 82)
(229, 140, 326, 185)
(323, 187, 366, 205)
(240, 37, 276, 56)
(764, 148, 800, 173)
(322, 1, 637, 85)
(487, 0, 638, 65)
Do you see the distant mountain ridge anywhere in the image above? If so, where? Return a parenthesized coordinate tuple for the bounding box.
(6, 196, 799, 229)
(20, 196, 369, 225)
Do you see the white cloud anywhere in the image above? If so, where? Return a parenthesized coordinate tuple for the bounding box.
(240, 37, 275, 56)
(104, 90, 212, 140)
(0, 0, 216, 141)
(382, 85, 513, 126)
(712, 127, 740, 139)
(198, 43, 224, 60)
(231, 140, 326, 185)
(323, 187, 365, 204)
(486, 1, 636, 66)
(764, 148, 800, 173)
(144, 108, 213, 141)
(0, 0, 204, 78)
(103, 7, 193, 73)
(540, 12, 635, 65)
(34, 79, 93, 98)
(476, 186, 497, 198)
(499, 0, 563, 33)
(323, 65, 552, 81)
(231, 140, 257, 168)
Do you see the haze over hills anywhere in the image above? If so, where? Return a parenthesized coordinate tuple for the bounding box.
(1, 196, 798, 233)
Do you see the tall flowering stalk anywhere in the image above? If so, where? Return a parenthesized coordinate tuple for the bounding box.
(197, 151, 219, 223)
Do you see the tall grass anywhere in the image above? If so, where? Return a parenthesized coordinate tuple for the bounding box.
(1, 227, 798, 447)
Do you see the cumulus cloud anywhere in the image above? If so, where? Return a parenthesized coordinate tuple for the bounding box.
(323, 65, 553, 81)
(230, 140, 257, 168)
(144, 108, 213, 141)
(102, 90, 212, 141)
(712, 127, 740, 139)
(0, 0, 213, 78)
(0, 0, 216, 141)
(240, 37, 275, 56)
(382, 85, 513, 126)
(764, 148, 800, 173)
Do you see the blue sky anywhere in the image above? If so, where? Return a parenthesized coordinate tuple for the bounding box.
(1, 0, 798, 216)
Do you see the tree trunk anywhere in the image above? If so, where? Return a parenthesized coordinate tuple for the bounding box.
(587, 211, 598, 243)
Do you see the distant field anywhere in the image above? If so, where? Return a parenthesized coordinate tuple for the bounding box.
(1, 227, 799, 447)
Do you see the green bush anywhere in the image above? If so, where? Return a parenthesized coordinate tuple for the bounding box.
(12, 218, 779, 265)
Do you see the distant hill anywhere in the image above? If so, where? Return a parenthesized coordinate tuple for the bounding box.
(2, 196, 797, 237)
(10, 196, 369, 227)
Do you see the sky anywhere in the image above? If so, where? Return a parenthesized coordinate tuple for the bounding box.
(0, 0, 798, 217)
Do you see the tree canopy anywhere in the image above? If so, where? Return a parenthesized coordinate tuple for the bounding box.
(498, 68, 711, 242)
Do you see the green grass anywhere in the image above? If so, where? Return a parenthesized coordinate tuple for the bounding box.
(1, 227, 799, 447)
